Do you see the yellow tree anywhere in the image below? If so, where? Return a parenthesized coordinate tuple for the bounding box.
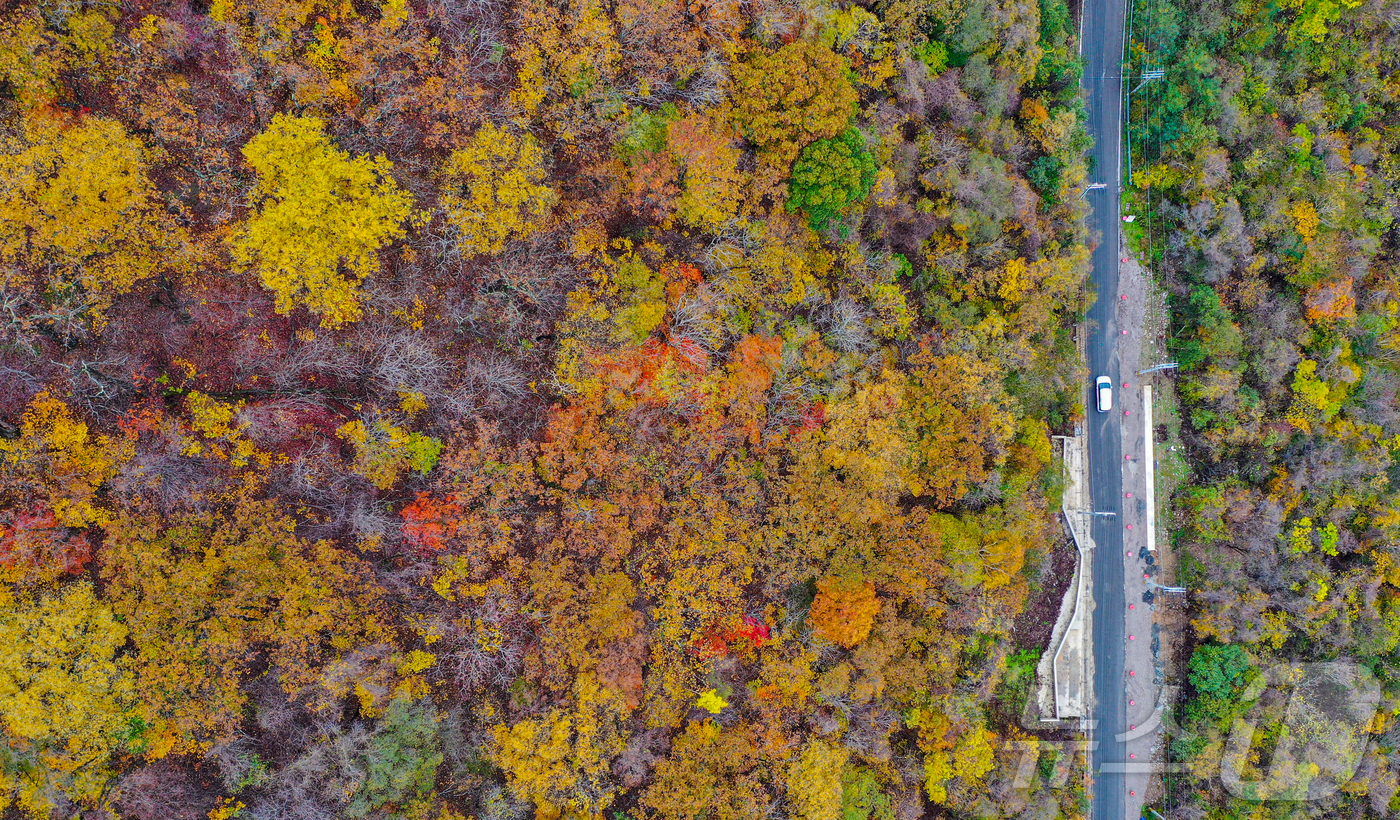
(508, 0, 623, 127)
(0, 391, 126, 531)
(232, 114, 412, 327)
(809, 575, 881, 649)
(442, 121, 556, 256)
(0, 582, 134, 817)
(730, 41, 857, 172)
(0, 114, 177, 319)
(100, 499, 386, 755)
(667, 113, 744, 232)
(643, 494, 755, 725)
(492, 673, 629, 817)
(787, 740, 849, 820)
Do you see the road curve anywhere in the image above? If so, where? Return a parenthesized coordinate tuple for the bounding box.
(1080, 0, 1129, 814)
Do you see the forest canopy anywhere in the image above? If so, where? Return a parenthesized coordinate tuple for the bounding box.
(1129, 0, 1400, 809)
(0, 0, 1099, 817)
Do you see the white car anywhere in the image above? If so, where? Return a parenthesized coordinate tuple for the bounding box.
(1095, 376, 1113, 412)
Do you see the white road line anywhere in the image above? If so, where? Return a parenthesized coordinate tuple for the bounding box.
(1144, 384, 1155, 551)
(1078, 0, 1086, 55)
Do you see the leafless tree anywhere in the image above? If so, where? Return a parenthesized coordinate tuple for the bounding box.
(364, 329, 448, 400)
(113, 760, 213, 820)
(425, 586, 529, 695)
(679, 53, 729, 107)
(56, 354, 137, 417)
(669, 285, 729, 360)
(262, 332, 359, 394)
(813, 296, 876, 354)
(444, 351, 530, 417)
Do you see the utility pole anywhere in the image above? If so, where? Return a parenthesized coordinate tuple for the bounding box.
(1137, 362, 1178, 374)
(1124, 70, 1164, 186)
(1131, 69, 1165, 95)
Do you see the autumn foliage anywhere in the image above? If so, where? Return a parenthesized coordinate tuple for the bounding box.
(0, 0, 1095, 816)
(1129, 0, 1400, 807)
(809, 575, 880, 648)
(232, 114, 412, 328)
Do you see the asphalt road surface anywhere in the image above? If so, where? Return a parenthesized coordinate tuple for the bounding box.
(1080, 0, 1130, 813)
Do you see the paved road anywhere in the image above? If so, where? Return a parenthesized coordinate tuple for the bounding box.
(1080, 0, 1130, 813)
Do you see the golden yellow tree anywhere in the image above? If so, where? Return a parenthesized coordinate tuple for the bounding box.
(642, 720, 767, 820)
(0, 7, 115, 111)
(100, 499, 386, 755)
(809, 574, 880, 648)
(0, 11, 65, 111)
(232, 114, 412, 327)
(730, 41, 857, 170)
(903, 349, 1017, 506)
(787, 740, 849, 820)
(0, 582, 134, 817)
(0, 114, 176, 318)
(442, 121, 556, 256)
(528, 562, 644, 692)
(817, 371, 913, 502)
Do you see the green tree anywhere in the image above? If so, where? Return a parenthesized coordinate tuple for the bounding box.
(1187, 643, 1251, 699)
(337, 418, 443, 490)
(840, 767, 894, 820)
(349, 696, 443, 818)
(1177, 285, 1243, 370)
(232, 114, 412, 328)
(786, 128, 877, 232)
(1026, 156, 1063, 201)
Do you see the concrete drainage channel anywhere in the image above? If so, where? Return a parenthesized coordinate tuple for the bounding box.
(1041, 434, 1092, 722)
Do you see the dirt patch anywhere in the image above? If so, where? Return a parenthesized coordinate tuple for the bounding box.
(1012, 534, 1078, 653)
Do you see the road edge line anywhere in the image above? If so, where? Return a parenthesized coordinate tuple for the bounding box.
(1144, 384, 1155, 552)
